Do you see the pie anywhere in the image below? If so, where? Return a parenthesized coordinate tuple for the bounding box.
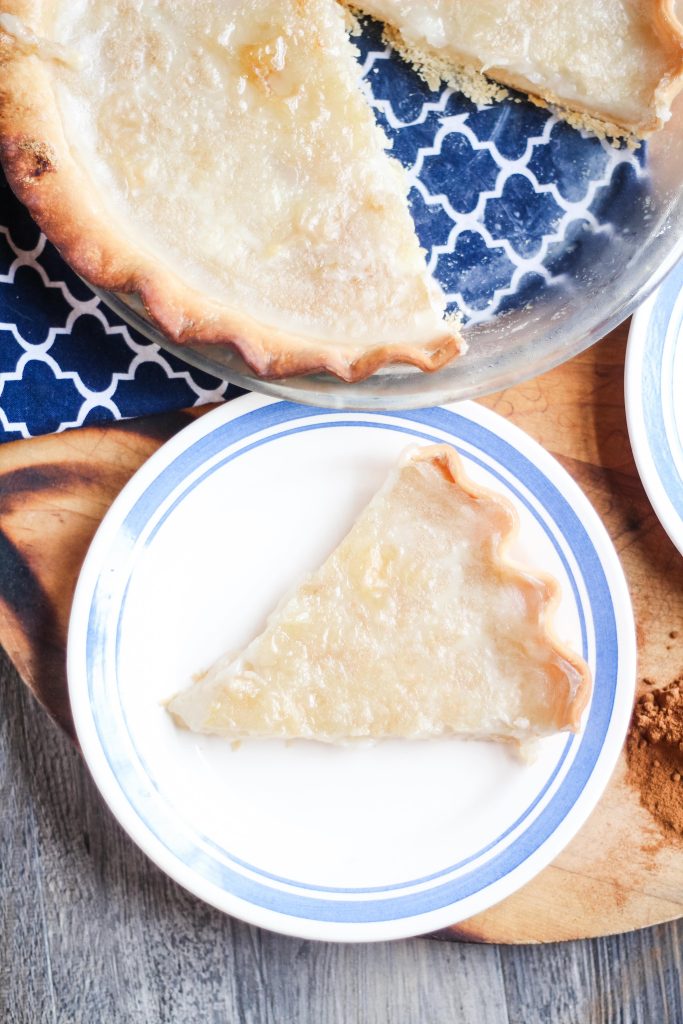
(362, 0, 683, 139)
(0, 3, 681, 383)
(167, 446, 591, 745)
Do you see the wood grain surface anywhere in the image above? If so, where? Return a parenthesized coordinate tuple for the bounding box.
(3, 646, 682, 1024)
(1, 321, 682, 944)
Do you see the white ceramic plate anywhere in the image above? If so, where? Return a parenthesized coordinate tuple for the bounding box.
(626, 259, 683, 556)
(68, 394, 635, 941)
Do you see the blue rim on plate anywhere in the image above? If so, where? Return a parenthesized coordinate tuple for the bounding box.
(626, 258, 683, 556)
(68, 396, 635, 941)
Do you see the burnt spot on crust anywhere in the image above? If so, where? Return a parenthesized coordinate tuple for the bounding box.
(18, 139, 56, 181)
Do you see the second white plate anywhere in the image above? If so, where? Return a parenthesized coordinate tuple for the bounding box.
(67, 395, 635, 941)
(627, 259, 683, 556)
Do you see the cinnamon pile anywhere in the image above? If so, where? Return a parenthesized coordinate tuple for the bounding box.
(626, 678, 683, 837)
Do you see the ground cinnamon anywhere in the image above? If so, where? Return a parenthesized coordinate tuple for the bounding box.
(626, 678, 683, 838)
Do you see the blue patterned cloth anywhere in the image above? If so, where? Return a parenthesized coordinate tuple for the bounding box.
(0, 17, 646, 443)
(0, 172, 241, 443)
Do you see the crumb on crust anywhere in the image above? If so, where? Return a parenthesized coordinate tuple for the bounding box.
(381, 23, 508, 105)
(520, 90, 638, 148)
(344, 5, 363, 35)
(18, 139, 56, 181)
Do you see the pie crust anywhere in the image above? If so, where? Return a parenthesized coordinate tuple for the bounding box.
(167, 445, 592, 745)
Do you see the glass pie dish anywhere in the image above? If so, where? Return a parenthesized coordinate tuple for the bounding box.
(98, 25, 683, 412)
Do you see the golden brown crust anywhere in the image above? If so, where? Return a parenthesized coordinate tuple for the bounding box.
(651, 0, 683, 124)
(0, 2, 463, 383)
(410, 444, 592, 734)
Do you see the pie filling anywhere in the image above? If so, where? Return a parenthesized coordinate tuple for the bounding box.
(167, 447, 591, 744)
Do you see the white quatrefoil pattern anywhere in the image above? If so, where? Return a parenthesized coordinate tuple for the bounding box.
(0, 18, 646, 443)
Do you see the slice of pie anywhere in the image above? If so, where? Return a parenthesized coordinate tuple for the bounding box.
(360, 0, 683, 139)
(167, 446, 591, 745)
(0, 1, 461, 382)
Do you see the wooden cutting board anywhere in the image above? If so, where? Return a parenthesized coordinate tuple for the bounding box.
(1, 321, 681, 943)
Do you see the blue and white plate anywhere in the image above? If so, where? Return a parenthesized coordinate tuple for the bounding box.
(67, 395, 635, 941)
(626, 260, 683, 557)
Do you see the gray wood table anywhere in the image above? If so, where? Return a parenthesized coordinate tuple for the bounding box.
(2, 647, 681, 1024)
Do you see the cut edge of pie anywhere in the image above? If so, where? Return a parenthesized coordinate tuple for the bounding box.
(166, 444, 592, 746)
(0, 3, 463, 383)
